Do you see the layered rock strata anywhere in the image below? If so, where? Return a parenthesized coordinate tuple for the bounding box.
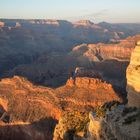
(126, 41, 140, 107)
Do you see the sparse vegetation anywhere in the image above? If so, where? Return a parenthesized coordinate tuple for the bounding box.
(122, 107, 137, 117)
(95, 107, 106, 118)
(123, 114, 137, 125)
(53, 111, 89, 140)
(102, 100, 120, 111)
(95, 101, 120, 118)
(122, 108, 140, 125)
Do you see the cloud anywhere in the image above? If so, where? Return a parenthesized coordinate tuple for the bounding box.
(87, 9, 109, 18)
(67, 9, 109, 22)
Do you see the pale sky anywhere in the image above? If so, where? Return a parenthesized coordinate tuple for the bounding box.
(0, 0, 140, 23)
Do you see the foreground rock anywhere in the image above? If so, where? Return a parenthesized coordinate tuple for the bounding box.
(0, 76, 121, 140)
(53, 104, 140, 140)
(87, 106, 140, 140)
(53, 111, 89, 140)
(126, 41, 140, 107)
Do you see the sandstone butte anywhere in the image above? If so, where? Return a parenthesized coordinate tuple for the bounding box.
(126, 41, 140, 107)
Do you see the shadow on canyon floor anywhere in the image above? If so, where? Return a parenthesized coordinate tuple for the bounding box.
(0, 117, 58, 140)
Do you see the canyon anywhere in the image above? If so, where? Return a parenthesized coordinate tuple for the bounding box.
(0, 19, 140, 140)
(0, 41, 140, 139)
(0, 19, 140, 92)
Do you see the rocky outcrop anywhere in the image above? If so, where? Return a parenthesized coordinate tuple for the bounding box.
(55, 77, 121, 110)
(87, 107, 140, 140)
(66, 77, 112, 90)
(53, 105, 140, 140)
(0, 76, 121, 119)
(29, 19, 60, 26)
(0, 98, 8, 113)
(0, 76, 62, 140)
(74, 20, 95, 27)
(53, 111, 89, 140)
(0, 21, 4, 27)
(126, 41, 140, 107)
(73, 20, 105, 30)
(0, 76, 62, 120)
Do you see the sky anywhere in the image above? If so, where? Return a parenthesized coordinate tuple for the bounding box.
(0, 0, 140, 23)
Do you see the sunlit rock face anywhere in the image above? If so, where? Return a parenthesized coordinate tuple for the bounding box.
(71, 36, 139, 62)
(0, 21, 5, 27)
(66, 77, 112, 91)
(29, 19, 60, 25)
(126, 41, 140, 107)
(0, 75, 121, 140)
(74, 20, 94, 26)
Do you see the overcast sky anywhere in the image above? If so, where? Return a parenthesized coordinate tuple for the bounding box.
(0, 0, 140, 23)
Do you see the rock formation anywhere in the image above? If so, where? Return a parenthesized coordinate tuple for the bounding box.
(66, 77, 112, 90)
(29, 19, 60, 26)
(126, 41, 140, 107)
(74, 20, 94, 26)
(58, 77, 121, 109)
(0, 21, 4, 27)
(87, 107, 140, 140)
(53, 111, 89, 140)
(72, 35, 140, 61)
(0, 75, 121, 140)
(53, 104, 140, 140)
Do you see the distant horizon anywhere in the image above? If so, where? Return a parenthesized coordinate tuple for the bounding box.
(0, 0, 140, 23)
(1, 18, 140, 24)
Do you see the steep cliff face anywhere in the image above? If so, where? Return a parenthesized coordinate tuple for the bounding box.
(72, 35, 140, 61)
(58, 77, 121, 109)
(126, 41, 140, 107)
(66, 77, 112, 90)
